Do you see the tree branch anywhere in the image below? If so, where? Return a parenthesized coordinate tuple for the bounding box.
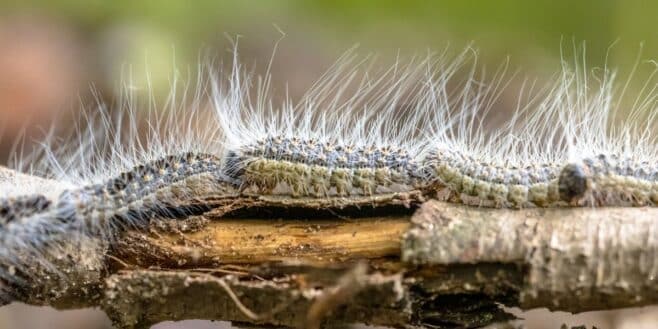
(1, 167, 657, 328)
(403, 200, 658, 312)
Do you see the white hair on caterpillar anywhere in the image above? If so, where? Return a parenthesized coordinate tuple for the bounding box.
(0, 43, 655, 302)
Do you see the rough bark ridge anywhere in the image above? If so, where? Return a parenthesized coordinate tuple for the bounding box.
(1, 167, 657, 328)
(402, 201, 658, 312)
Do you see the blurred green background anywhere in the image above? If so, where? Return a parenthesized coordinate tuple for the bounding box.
(0, 1, 656, 328)
(0, 0, 656, 140)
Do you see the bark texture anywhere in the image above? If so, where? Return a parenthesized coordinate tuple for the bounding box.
(402, 201, 658, 312)
(1, 167, 657, 328)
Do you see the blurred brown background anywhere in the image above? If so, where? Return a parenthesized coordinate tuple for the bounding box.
(0, 0, 656, 328)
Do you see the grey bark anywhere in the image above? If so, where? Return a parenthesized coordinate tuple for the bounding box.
(1, 167, 657, 328)
(403, 201, 658, 312)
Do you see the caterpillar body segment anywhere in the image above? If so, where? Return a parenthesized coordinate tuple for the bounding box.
(421, 148, 563, 208)
(0, 45, 657, 303)
(225, 136, 422, 197)
(559, 154, 658, 207)
(0, 195, 51, 225)
(54, 152, 233, 234)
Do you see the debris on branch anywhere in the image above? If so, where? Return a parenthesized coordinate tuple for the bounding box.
(2, 167, 657, 328)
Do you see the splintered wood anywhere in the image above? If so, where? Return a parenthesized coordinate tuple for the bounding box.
(116, 216, 410, 265)
(101, 200, 658, 328)
(2, 163, 657, 329)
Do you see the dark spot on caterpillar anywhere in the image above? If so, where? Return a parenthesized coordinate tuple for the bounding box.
(558, 163, 588, 202)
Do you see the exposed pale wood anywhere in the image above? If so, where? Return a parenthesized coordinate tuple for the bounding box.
(2, 166, 658, 328)
(116, 217, 410, 266)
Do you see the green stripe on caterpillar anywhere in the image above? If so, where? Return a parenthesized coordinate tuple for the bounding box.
(0, 44, 656, 304)
(422, 148, 564, 208)
(224, 136, 421, 197)
(223, 136, 566, 208)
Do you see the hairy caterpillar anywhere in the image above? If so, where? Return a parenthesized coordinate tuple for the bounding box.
(0, 45, 656, 303)
(0, 195, 51, 224)
(224, 136, 421, 197)
(559, 154, 658, 206)
(422, 149, 563, 207)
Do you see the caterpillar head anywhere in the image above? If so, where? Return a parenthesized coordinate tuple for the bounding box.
(558, 163, 588, 204)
